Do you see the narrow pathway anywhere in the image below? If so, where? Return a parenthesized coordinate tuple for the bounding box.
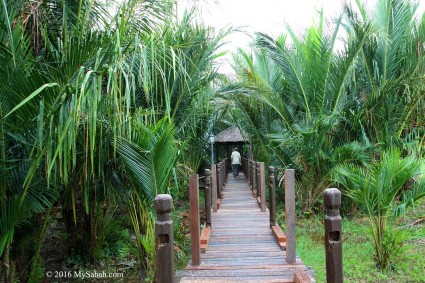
(177, 173, 313, 282)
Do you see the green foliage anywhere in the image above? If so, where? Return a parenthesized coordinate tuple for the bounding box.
(297, 215, 425, 282)
(27, 252, 45, 283)
(228, 12, 374, 211)
(93, 206, 134, 261)
(128, 198, 156, 282)
(0, 0, 226, 280)
(225, 0, 425, 216)
(333, 149, 425, 268)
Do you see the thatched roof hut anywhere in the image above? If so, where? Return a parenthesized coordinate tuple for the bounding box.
(213, 127, 248, 162)
(214, 126, 247, 144)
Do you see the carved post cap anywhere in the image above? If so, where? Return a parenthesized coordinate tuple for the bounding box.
(205, 169, 211, 176)
(268, 166, 274, 174)
(154, 194, 173, 214)
(324, 188, 341, 209)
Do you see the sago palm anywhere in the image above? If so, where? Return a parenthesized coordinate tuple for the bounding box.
(227, 9, 373, 211)
(344, 0, 425, 148)
(333, 149, 425, 268)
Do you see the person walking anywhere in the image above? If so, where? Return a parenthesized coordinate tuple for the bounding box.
(230, 148, 241, 178)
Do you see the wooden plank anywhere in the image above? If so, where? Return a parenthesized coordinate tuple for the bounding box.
(186, 262, 305, 270)
(178, 269, 296, 277)
(293, 270, 315, 283)
(272, 225, 287, 250)
(179, 277, 294, 283)
(200, 227, 211, 254)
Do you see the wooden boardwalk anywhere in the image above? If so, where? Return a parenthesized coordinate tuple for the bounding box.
(177, 173, 314, 283)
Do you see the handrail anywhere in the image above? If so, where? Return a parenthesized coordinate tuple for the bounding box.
(154, 157, 337, 282)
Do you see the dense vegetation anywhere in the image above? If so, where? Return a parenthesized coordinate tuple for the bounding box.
(0, 0, 424, 282)
(227, 0, 425, 271)
(0, 0, 226, 281)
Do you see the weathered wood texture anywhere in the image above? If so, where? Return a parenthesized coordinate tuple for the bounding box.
(179, 172, 314, 282)
(324, 188, 343, 283)
(154, 194, 174, 283)
(189, 175, 201, 266)
(269, 166, 276, 227)
(200, 227, 211, 253)
(259, 162, 266, 212)
(205, 169, 212, 227)
(285, 169, 296, 264)
(211, 164, 218, 212)
(217, 164, 222, 199)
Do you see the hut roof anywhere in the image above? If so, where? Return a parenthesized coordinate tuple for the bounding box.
(214, 126, 247, 143)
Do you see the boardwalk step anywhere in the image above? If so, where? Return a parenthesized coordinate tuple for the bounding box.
(176, 269, 298, 282)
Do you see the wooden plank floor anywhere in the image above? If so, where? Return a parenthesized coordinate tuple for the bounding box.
(177, 173, 314, 283)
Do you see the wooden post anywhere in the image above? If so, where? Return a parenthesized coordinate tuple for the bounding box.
(268, 166, 276, 227)
(221, 162, 225, 186)
(189, 175, 201, 266)
(220, 162, 224, 196)
(246, 159, 250, 181)
(251, 160, 256, 193)
(324, 188, 343, 283)
(217, 163, 222, 199)
(211, 164, 217, 212)
(251, 160, 254, 188)
(285, 169, 296, 264)
(205, 169, 212, 227)
(256, 162, 260, 198)
(248, 160, 252, 186)
(223, 161, 227, 183)
(259, 162, 266, 212)
(256, 162, 262, 205)
(154, 194, 174, 283)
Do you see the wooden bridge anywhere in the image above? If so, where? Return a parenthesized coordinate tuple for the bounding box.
(177, 158, 315, 282)
(154, 158, 343, 283)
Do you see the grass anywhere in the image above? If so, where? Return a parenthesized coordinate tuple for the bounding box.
(173, 184, 425, 282)
(291, 199, 425, 282)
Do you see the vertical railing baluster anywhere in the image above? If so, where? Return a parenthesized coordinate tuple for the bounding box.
(259, 162, 266, 212)
(217, 163, 222, 199)
(205, 169, 212, 228)
(256, 162, 261, 203)
(245, 158, 251, 181)
(211, 164, 217, 212)
(251, 160, 256, 194)
(268, 166, 276, 226)
(189, 175, 201, 266)
(285, 169, 296, 264)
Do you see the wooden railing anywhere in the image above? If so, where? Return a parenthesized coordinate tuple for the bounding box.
(154, 158, 343, 283)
